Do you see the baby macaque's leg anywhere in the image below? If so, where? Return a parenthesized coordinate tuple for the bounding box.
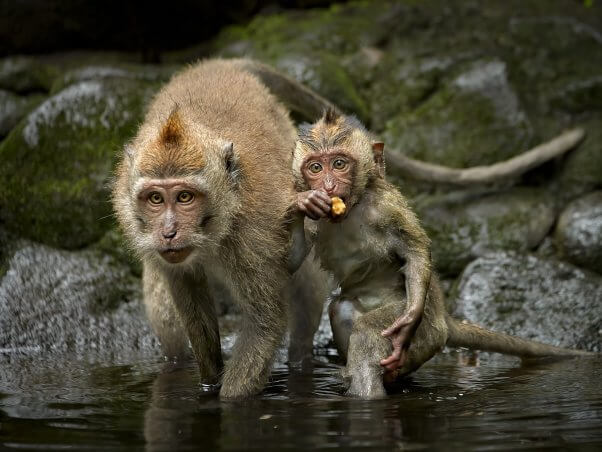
(328, 296, 365, 361)
(343, 301, 447, 398)
(343, 303, 399, 399)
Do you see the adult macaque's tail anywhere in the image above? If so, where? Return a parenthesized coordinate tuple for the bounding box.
(232, 58, 584, 186)
(445, 316, 593, 357)
(232, 58, 335, 121)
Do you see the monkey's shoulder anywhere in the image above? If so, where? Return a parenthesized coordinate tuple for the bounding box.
(362, 183, 430, 248)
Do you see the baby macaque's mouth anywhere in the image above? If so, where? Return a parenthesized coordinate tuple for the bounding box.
(160, 247, 193, 264)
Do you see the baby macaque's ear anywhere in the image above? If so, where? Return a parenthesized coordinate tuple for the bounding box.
(372, 142, 385, 178)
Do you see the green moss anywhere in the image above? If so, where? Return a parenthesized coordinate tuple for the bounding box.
(0, 78, 159, 249)
(383, 61, 533, 169)
(556, 117, 602, 199)
(274, 51, 369, 122)
(0, 57, 59, 94)
(417, 188, 555, 276)
(50, 64, 177, 94)
(210, 1, 395, 121)
(93, 228, 142, 277)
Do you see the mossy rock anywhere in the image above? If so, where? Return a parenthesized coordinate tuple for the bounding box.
(501, 15, 602, 117)
(210, 2, 397, 122)
(555, 118, 602, 200)
(51, 64, 178, 94)
(417, 188, 555, 276)
(0, 90, 45, 137)
(0, 78, 158, 249)
(0, 57, 58, 94)
(212, 2, 391, 59)
(555, 191, 602, 275)
(273, 51, 369, 122)
(368, 53, 458, 133)
(93, 228, 142, 277)
(383, 59, 533, 170)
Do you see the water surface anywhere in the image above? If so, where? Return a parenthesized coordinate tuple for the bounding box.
(1, 351, 601, 451)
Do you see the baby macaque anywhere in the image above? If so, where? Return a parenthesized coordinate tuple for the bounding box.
(291, 108, 591, 398)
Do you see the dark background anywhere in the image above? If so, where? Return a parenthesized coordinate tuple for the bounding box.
(0, 0, 342, 59)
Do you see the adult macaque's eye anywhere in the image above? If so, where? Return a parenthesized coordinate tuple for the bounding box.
(177, 191, 194, 203)
(149, 192, 163, 205)
(333, 159, 347, 170)
(309, 162, 323, 173)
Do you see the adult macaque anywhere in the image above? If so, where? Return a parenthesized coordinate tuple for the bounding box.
(291, 108, 592, 398)
(113, 59, 328, 399)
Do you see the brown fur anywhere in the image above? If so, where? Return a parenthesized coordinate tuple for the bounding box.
(113, 58, 327, 398)
(292, 111, 592, 399)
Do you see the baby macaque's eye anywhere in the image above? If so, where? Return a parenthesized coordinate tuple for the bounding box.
(308, 162, 323, 173)
(333, 159, 347, 170)
(177, 191, 194, 203)
(149, 192, 163, 205)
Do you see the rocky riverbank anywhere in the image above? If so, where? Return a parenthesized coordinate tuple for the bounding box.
(0, 0, 600, 358)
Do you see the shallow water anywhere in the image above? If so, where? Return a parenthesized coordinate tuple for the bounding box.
(1, 351, 601, 451)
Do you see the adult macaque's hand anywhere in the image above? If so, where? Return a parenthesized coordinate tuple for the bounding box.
(297, 190, 331, 220)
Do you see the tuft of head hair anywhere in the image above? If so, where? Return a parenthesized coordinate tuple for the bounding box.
(138, 108, 206, 177)
(159, 108, 185, 147)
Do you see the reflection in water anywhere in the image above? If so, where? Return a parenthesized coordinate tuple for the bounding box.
(144, 362, 221, 451)
(1, 352, 601, 450)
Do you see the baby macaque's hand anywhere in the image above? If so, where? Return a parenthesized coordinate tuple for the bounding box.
(297, 190, 331, 220)
(379, 310, 422, 372)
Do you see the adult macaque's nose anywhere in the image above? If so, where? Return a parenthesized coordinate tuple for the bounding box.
(162, 229, 177, 239)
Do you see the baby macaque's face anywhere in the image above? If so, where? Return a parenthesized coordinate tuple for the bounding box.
(301, 151, 355, 214)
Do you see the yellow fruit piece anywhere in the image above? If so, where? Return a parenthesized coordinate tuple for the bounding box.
(331, 197, 346, 217)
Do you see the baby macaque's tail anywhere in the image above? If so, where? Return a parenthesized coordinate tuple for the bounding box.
(445, 316, 593, 357)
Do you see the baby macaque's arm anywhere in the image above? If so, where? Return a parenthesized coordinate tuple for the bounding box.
(287, 212, 313, 273)
(380, 240, 431, 371)
(288, 190, 331, 273)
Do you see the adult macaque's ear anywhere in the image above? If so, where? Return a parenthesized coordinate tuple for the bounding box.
(372, 142, 385, 178)
(223, 142, 241, 186)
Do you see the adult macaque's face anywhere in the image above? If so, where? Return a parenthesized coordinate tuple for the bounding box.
(136, 179, 205, 264)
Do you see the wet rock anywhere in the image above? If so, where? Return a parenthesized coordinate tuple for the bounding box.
(51, 64, 177, 93)
(0, 90, 44, 137)
(555, 191, 602, 274)
(383, 59, 533, 169)
(0, 241, 160, 360)
(0, 57, 57, 94)
(0, 77, 158, 249)
(417, 188, 555, 276)
(452, 251, 602, 352)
